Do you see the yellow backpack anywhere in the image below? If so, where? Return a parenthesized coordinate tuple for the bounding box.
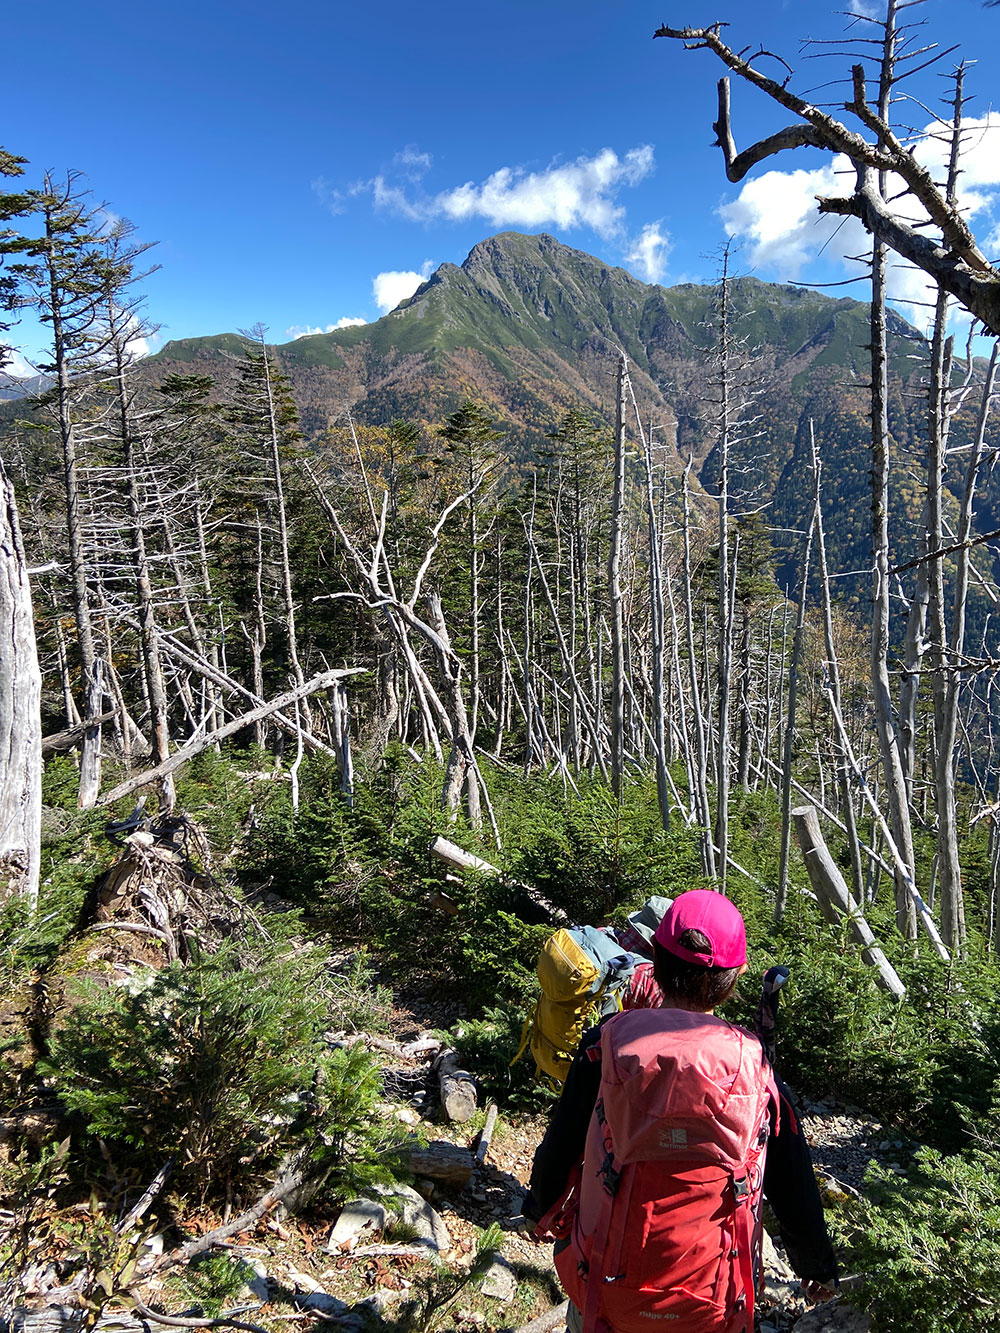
(514, 926, 635, 1087)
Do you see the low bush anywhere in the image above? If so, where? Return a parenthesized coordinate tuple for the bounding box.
(837, 1122, 1000, 1332)
(43, 933, 401, 1203)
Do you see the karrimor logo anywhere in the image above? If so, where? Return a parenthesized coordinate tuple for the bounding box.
(657, 1126, 688, 1148)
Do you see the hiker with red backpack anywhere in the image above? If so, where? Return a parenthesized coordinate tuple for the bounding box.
(523, 890, 837, 1333)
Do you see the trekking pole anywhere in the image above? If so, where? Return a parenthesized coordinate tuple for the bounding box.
(753, 965, 789, 1067)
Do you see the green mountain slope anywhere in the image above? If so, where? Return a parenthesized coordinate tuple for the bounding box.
(146, 230, 965, 591)
(151, 231, 925, 459)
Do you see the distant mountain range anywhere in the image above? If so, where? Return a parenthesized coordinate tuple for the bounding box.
(0, 368, 50, 401)
(149, 230, 946, 589)
(151, 231, 923, 456)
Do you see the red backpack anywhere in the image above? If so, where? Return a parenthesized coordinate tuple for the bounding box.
(549, 1007, 777, 1333)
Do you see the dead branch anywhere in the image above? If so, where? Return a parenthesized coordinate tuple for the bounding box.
(127, 1299, 268, 1333)
(654, 27, 1000, 332)
(143, 1154, 309, 1275)
(156, 632, 338, 759)
(713, 77, 827, 181)
(793, 806, 906, 996)
(98, 669, 364, 807)
(428, 836, 569, 925)
(41, 712, 117, 755)
(499, 1301, 571, 1333)
(474, 1101, 499, 1166)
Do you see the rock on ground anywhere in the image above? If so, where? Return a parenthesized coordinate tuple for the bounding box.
(326, 1198, 388, 1251)
(792, 1302, 872, 1332)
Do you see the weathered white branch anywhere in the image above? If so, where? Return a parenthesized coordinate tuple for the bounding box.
(98, 669, 364, 806)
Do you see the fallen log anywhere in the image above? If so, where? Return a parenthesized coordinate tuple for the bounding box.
(429, 836, 569, 926)
(99, 670, 365, 807)
(793, 806, 906, 997)
(154, 631, 338, 759)
(434, 1048, 477, 1124)
(4, 1308, 147, 1333)
(409, 1140, 475, 1188)
(474, 1101, 499, 1166)
(41, 712, 116, 755)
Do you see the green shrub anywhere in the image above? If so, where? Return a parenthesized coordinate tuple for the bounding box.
(453, 1004, 556, 1111)
(502, 775, 704, 924)
(43, 936, 399, 1202)
(839, 1128, 1000, 1332)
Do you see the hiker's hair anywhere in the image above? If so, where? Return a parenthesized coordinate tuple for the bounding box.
(652, 930, 741, 1010)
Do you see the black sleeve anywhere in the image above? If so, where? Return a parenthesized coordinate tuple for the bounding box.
(763, 1073, 838, 1284)
(523, 1023, 603, 1222)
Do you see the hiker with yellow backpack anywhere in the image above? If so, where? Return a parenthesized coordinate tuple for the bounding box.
(523, 890, 837, 1333)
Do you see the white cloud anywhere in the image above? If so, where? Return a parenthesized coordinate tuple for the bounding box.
(395, 146, 432, 179)
(311, 175, 347, 215)
(286, 317, 367, 339)
(625, 222, 672, 284)
(4, 348, 39, 378)
(372, 146, 655, 239)
(848, 0, 880, 18)
(373, 262, 435, 314)
(719, 159, 858, 277)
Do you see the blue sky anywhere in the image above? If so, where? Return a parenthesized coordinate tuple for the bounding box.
(5, 0, 1000, 369)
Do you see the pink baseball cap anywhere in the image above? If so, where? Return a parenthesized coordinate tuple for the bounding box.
(653, 890, 747, 968)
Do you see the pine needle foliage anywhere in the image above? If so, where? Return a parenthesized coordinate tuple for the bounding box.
(839, 1127, 1000, 1332)
(43, 936, 397, 1203)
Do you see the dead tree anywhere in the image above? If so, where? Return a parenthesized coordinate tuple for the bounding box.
(17, 176, 106, 806)
(304, 459, 496, 837)
(0, 468, 41, 909)
(811, 426, 866, 906)
(659, 6, 944, 933)
(775, 512, 815, 920)
(654, 14, 1000, 334)
(608, 353, 628, 798)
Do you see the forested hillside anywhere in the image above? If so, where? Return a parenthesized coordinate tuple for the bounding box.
(4, 3, 1000, 1326)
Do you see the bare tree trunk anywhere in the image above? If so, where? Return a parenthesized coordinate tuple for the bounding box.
(608, 353, 627, 799)
(776, 512, 814, 919)
(926, 71, 972, 954)
(258, 332, 307, 703)
(115, 355, 175, 812)
(812, 425, 865, 904)
(637, 389, 671, 830)
(683, 461, 716, 877)
(0, 470, 42, 909)
(736, 604, 752, 791)
(715, 250, 734, 892)
(44, 210, 100, 807)
(868, 0, 918, 939)
(249, 516, 267, 749)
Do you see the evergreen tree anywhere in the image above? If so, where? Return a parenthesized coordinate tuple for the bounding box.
(0, 147, 36, 371)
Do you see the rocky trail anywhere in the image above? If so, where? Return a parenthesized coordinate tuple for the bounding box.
(9, 969, 890, 1333)
(276, 981, 887, 1333)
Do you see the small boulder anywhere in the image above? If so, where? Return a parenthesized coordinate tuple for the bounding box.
(327, 1198, 388, 1252)
(480, 1254, 517, 1302)
(376, 1182, 451, 1260)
